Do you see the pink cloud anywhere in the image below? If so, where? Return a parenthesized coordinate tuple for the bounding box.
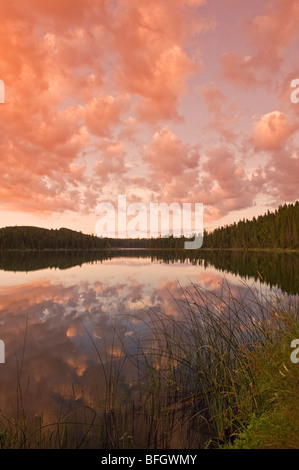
(251, 0, 299, 61)
(134, 46, 196, 122)
(94, 140, 127, 180)
(202, 146, 256, 214)
(221, 0, 299, 87)
(264, 148, 299, 201)
(141, 128, 201, 202)
(0, 0, 210, 218)
(253, 111, 295, 150)
(200, 82, 239, 140)
(221, 52, 261, 87)
(85, 94, 129, 137)
(144, 127, 199, 175)
(118, 116, 141, 142)
(111, 0, 207, 121)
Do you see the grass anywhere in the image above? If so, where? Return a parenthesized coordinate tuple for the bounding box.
(221, 308, 299, 449)
(130, 280, 299, 448)
(0, 278, 299, 449)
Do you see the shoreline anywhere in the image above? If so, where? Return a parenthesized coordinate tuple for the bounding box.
(1, 247, 299, 253)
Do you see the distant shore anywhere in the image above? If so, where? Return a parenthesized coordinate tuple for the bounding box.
(1, 247, 299, 253)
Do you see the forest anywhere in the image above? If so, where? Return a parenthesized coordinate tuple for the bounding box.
(0, 201, 298, 251)
(202, 201, 299, 250)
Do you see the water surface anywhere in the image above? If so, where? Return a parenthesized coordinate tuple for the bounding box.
(0, 250, 298, 446)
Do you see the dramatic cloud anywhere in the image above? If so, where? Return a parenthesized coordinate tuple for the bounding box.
(253, 111, 294, 150)
(203, 146, 255, 215)
(144, 127, 199, 175)
(142, 127, 201, 203)
(0, 0, 298, 232)
(264, 148, 299, 201)
(85, 95, 129, 137)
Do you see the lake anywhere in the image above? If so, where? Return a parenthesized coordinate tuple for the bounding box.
(0, 249, 298, 448)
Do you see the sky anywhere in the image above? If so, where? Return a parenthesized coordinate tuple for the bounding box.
(0, 0, 299, 237)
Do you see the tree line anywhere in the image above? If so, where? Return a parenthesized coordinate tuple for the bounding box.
(0, 201, 298, 251)
(0, 226, 107, 250)
(202, 201, 299, 250)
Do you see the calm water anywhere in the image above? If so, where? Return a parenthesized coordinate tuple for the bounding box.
(0, 250, 298, 445)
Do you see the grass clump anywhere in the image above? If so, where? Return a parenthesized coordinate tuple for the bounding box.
(222, 314, 299, 448)
(133, 280, 299, 448)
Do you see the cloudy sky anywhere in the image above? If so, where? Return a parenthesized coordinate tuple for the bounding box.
(0, 0, 299, 236)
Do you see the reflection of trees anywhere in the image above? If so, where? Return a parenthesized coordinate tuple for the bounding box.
(197, 250, 299, 295)
(0, 250, 108, 271)
(151, 249, 299, 296)
(1, 249, 299, 295)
